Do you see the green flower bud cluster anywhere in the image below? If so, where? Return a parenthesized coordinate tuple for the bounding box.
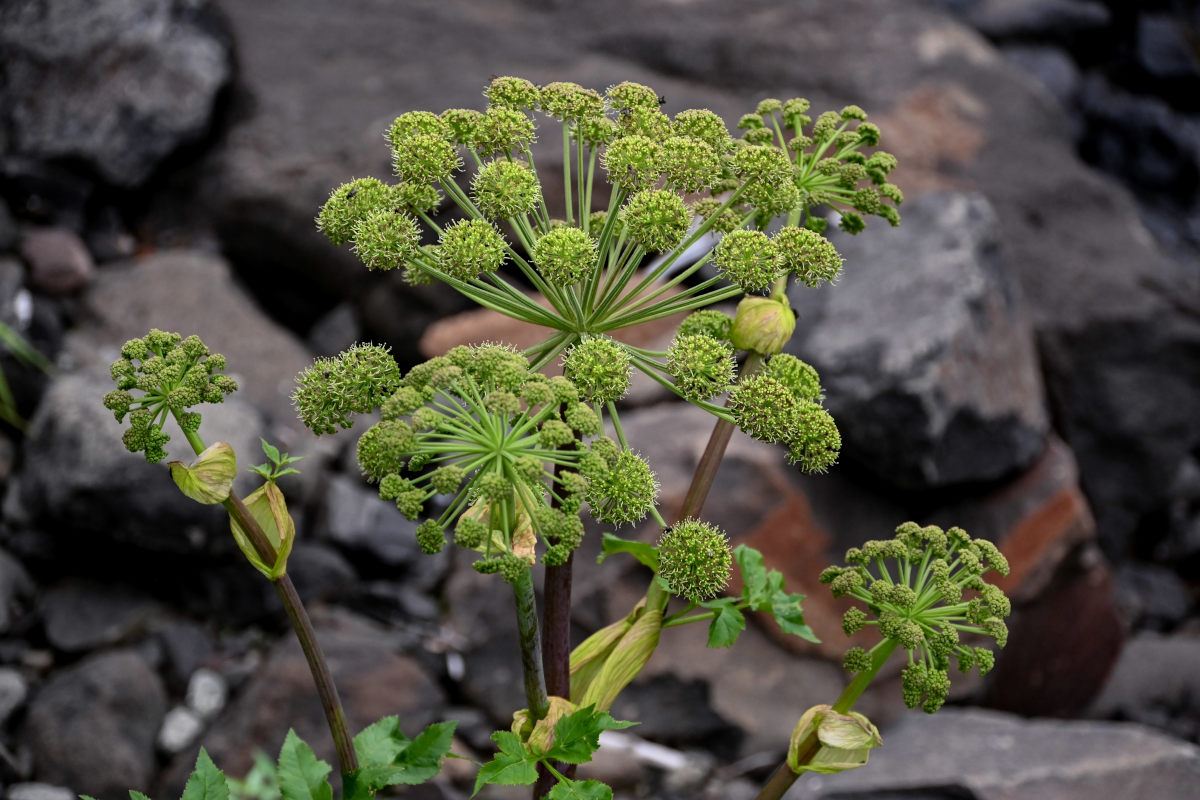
(472, 160, 541, 220)
(579, 437, 659, 526)
(732, 96, 902, 232)
(727, 371, 839, 473)
(292, 343, 402, 435)
(104, 330, 237, 463)
(821, 522, 1011, 714)
(657, 518, 733, 602)
(353, 344, 616, 570)
(562, 336, 631, 404)
(666, 334, 736, 401)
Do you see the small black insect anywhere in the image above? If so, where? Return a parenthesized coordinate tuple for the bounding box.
(657, 94, 666, 105)
(346, 188, 359, 198)
(618, 107, 632, 119)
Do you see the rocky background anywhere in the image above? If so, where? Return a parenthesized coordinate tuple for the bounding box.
(1, 0, 1199, 798)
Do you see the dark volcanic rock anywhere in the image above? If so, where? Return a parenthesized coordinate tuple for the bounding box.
(611, 674, 743, 760)
(319, 474, 423, 571)
(23, 649, 167, 798)
(0, 0, 232, 187)
(1089, 631, 1200, 743)
(788, 192, 1048, 489)
(0, 546, 35, 635)
(813, 708, 1200, 800)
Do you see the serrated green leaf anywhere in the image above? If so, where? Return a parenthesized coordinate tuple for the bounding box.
(395, 720, 457, 779)
(703, 598, 746, 648)
(545, 706, 637, 765)
(180, 749, 229, 800)
(277, 730, 333, 800)
(274, 468, 302, 478)
(261, 438, 281, 464)
(734, 545, 767, 601)
(339, 774, 374, 800)
(130, 793, 153, 800)
(597, 533, 659, 571)
(472, 731, 538, 796)
(354, 715, 406, 765)
(546, 778, 613, 800)
(771, 590, 820, 642)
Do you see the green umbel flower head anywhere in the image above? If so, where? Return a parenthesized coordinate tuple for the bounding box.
(820, 523, 1011, 714)
(606, 81, 661, 111)
(581, 442, 659, 526)
(714, 229, 780, 292)
(660, 136, 720, 194)
(105, 330, 237, 462)
(437, 219, 508, 282)
(485, 76, 540, 110)
(563, 336, 631, 404)
(358, 345, 608, 569)
(672, 109, 732, 153)
(352, 209, 421, 272)
(602, 136, 661, 192)
(293, 343, 402, 434)
(472, 160, 541, 219)
(677, 309, 733, 342)
(667, 334, 736, 401)
(317, 178, 394, 245)
(657, 518, 733, 602)
(774, 226, 842, 287)
(728, 373, 839, 474)
(621, 190, 690, 252)
(534, 226, 597, 285)
(391, 133, 460, 184)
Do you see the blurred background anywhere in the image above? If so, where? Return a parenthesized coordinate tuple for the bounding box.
(1, 0, 1199, 797)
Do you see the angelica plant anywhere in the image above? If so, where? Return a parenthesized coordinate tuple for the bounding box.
(97, 76, 1012, 800)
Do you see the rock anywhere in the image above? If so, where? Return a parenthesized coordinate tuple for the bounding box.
(306, 302, 361, 357)
(157, 706, 204, 754)
(74, 249, 314, 425)
(41, 580, 162, 653)
(810, 708, 1200, 800)
(1078, 74, 1200, 203)
(22, 649, 167, 797)
(185, 667, 226, 720)
(0, 198, 16, 252)
(155, 620, 215, 688)
(285, 542, 357, 604)
(85, 206, 139, 264)
(318, 474, 422, 571)
(163, 608, 444, 788)
(1113, 562, 1193, 631)
(1001, 45, 1082, 111)
(0, 666, 29, 726)
(19, 227, 94, 295)
(15, 371, 266, 561)
(0, 0, 233, 187)
(1089, 632, 1200, 743)
(787, 192, 1048, 490)
(610, 674, 743, 759)
(940, 0, 1111, 41)
(0, 547, 35, 635)
(7, 785, 76, 800)
(1137, 14, 1200, 81)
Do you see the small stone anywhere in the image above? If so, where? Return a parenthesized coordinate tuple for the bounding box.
(19, 228, 95, 295)
(156, 620, 215, 687)
(186, 667, 227, 720)
(1138, 14, 1200, 80)
(1114, 562, 1193, 631)
(22, 649, 166, 795)
(319, 474, 422, 570)
(307, 302, 361, 356)
(0, 546, 34, 634)
(158, 705, 205, 754)
(286, 543, 357, 604)
(0, 666, 29, 725)
(7, 784, 76, 800)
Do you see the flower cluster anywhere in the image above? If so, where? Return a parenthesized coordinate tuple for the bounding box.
(657, 518, 733, 602)
(821, 522, 1011, 714)
(727, 354, 840, 473)
(103, 330, 237, 462)
(298, 343, 658, 575)
(312, 77, 897, 430)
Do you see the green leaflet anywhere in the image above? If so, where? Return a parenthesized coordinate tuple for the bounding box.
(546, 778, 614, 799)
(543, 705, 637, 764)
(181, 750, 230, 800)
(277, 730, 332, 800)
(702, 597, 746, 648)
(597, 532, 659, 571)
(472, 730, 538, 796)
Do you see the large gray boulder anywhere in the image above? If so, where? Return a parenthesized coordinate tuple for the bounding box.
(23, 650, 167, 799)
(0, 0, 232, 187)
(810, 708, 1200, 800)
(788, 192, 1048, 489)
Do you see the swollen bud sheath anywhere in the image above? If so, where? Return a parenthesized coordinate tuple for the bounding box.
(730, 295, 795, 355)
(168, 442, 236, 505)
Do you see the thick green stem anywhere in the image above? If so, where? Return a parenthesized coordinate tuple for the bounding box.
(178, 424, 358, 779)
(753, 639, 899, 800)
(513, 568, 550, 721)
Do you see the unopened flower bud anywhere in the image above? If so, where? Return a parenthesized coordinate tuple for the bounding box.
(730, 295, 795, 355)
